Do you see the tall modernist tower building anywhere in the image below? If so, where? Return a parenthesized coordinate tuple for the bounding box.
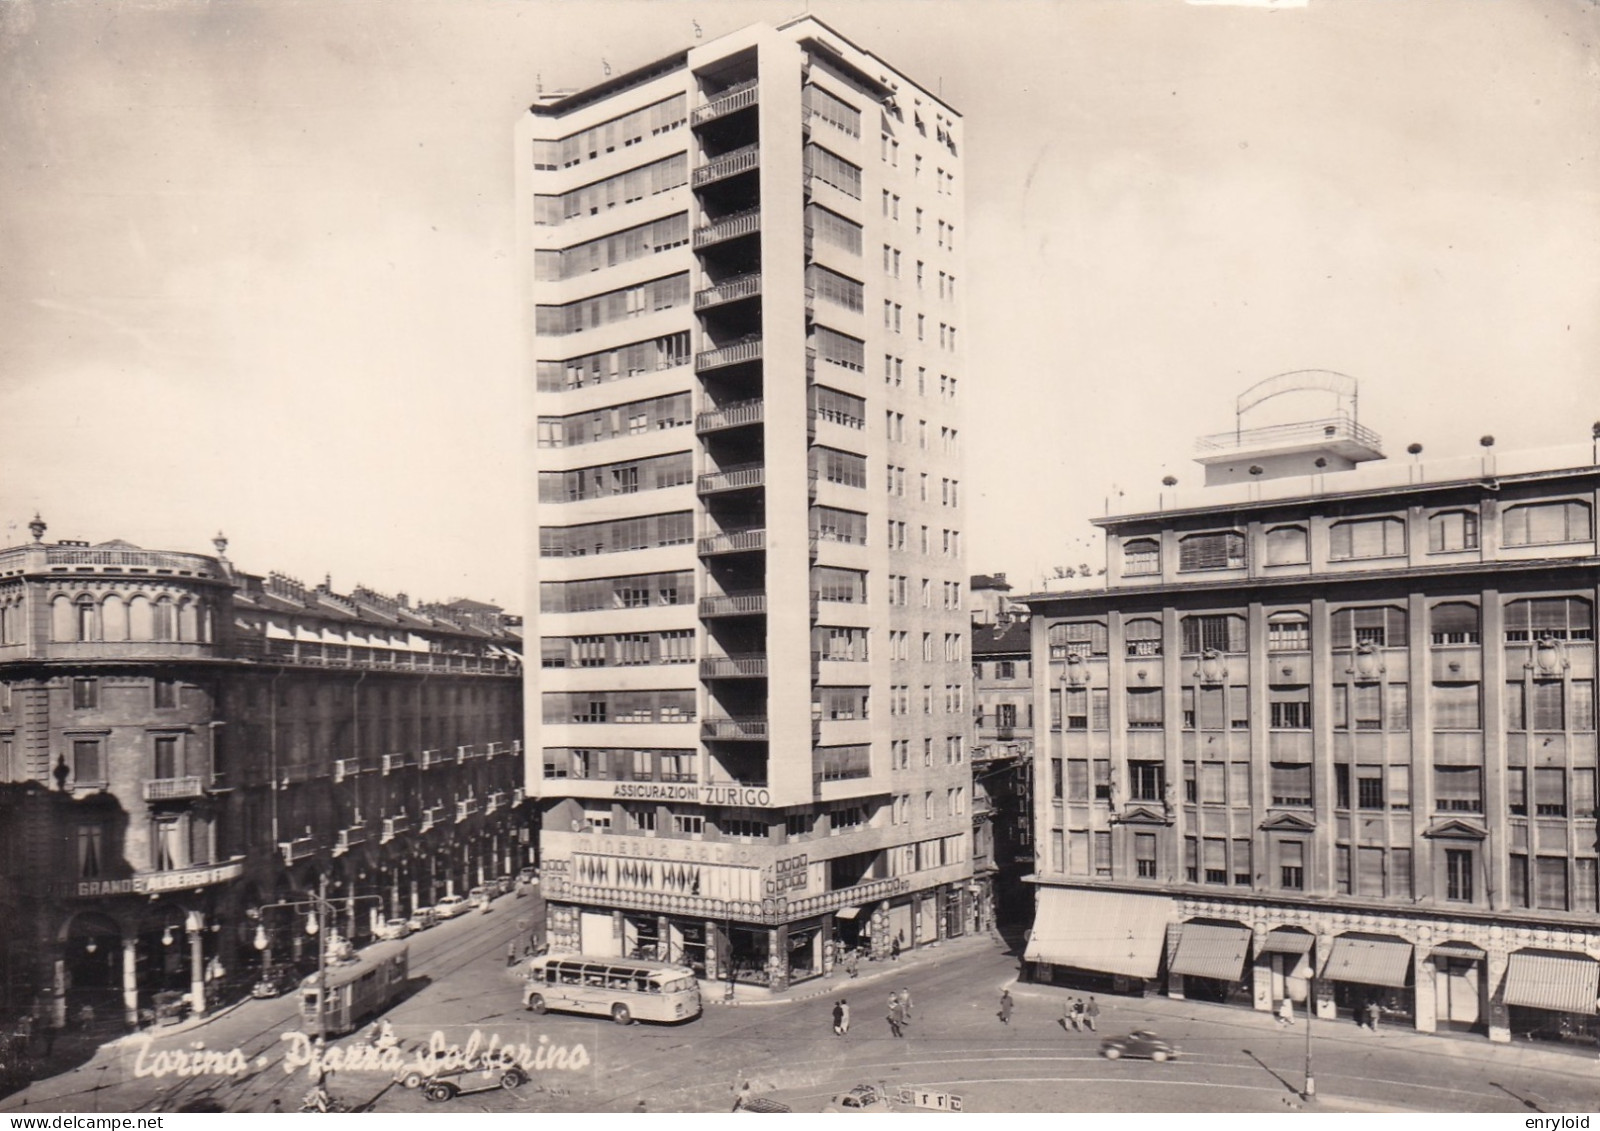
(519, 18, 973, 989)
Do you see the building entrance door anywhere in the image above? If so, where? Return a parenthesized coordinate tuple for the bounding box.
(1434, 958, 1482, 1030)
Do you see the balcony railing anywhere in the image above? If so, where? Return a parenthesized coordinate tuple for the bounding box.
(696, 398, 764, 434)
(251, 638, 517, 675)
(698, 463, 765, 494)
(279, 836, 317, 865)
(333, 757, 366, 783)
(695, 272, 762, 310)
(486, 790, 508, 815)
(701, 716, 769, 741)
(512, 787, 526, 806)
(143, 776, 206, 802)
(692, 143, 759, 187)
(382, 752, 413, 774)
(698, 528, 765, 556)
(692, 208, 761, 249)
(421, 748, 445, 769)
(456, 797, 480, 823)
(333, 826, 366, 856)
(695, 337, 763, 373)
(700, 591, 767, 618)
(381, 814, 408, 843)
(1194, 414, 1382, 456)
(692, 80, 758, 125)
(420, 805, 445, 833)
(699, 654, 768, 678)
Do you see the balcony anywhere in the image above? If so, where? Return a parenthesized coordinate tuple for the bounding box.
(380, 814, 409, 843)
(700, 654, 768, 679)
(143, 776, 206, 802)
(512, 787, 526, 806)
(421, 748, 446, 769)
(1194, 414, 1383, 460)
(333, 757, 366, 783)
(692, 143, 759, 187)
(486, 790, 508, 815)
(701, 716, 769, 741)
(692, 208, 761, 250)
(698, 463, 765, 495)
(382, 751, 413, 775)
(695, 272, 762, 311)
(696, 398, 764, 434)
(699, 591, 767, 618)
(254, 637, 516, 675)
(692, 79, 758, 125)
(699, 528, 765, 556)
(420, 805, 445, 833)
(333, 825, 366, 856)
(695, 337, 763, 373)
(279, 836, 317, 865)
(455, 797, 480, 823)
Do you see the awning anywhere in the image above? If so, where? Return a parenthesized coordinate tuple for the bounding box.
(833, 907, 861, 920)
(1023, 888, 1174, 979)
(1169, 923, 1251, 982)
(1431, 941, 1486, 961)
(1258, 929, 1315, 956)
(1502, 950, 1600, 1015)
(1320, 935, 1414, 988)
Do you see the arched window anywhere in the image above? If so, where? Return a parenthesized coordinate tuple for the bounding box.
(1503, 500, 1592, 547)
(101, 595, 127, 642)
(1330, 605, 1408, 648)
(1428, 510, 1479, 553)
(1267, 611, 1310, 651)
(177, 599, 198, 642)
(1049, 621, 1107, 659)
(1429, 603, 1480, 645)
(75, 597, 97, 642)
(127, 595, 153, 641)
(1122, 539, 1160, 576)
(1265, 526, 1309, 566)
(1124, 618, 1162, 657)
(152, 598, 175, 641)
(1178, 531, 1246, 572)
(1328, 517, 1406, 561)
(1504, 597, 1594, 642)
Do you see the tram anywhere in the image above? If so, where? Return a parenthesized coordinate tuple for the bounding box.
(299, 941, 410, 1035)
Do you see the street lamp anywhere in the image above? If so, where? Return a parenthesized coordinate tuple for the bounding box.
(254, 875, 382, 1042)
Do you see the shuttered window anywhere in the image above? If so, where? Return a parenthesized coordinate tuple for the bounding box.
(1279, 840, 1305, 890)
(1270, 686, 1310, 729)
(1180, 614, 1247, 654)
(1434, 766, 1483, 812)
(1530, 680, 1565, 730)
(1387, 684, 1410, 730)
(1328, 517, 1406, 560)
(1270, 763, 1311, 807)
(1430, 603, 1480, 644)
(1178, 531, 1246, 572)
(1574, 768, 1596, 819)
(1233, 839, 1252, 885)
(1050, 621, 1108, 657)
(1504, 597, 1594, 641)
(1502, 500, 1592, 546)
(1330, 606, 1408, 648)
(1357, 847, 1386, 896)
(1124, 617, 1163, 656)
(1203, 838, 1227, 884)
(1093, 831, 1112, 876)
(813, 326, 865, 371)
(1576, 859, 1599, 913)
(1431, 682, 1481, 729)
(1391, 849, 1412, 899)
(1066, 760, 1089, 802)
(1534, 768, 1567, 816)
(1200, 762, 1226, 804)
(1535, 857, 1569, 911)
(1127, 688, 1163, 728)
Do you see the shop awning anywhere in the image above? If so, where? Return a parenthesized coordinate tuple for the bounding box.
(1169, 923, 1251, 982)
(833, 907, 861, 920)
(1023, 888, 1174, 979)
(1320, 935, 1414, 988)
(1502, 951, 1600, 1015)
(1257, 929, 1315, 956)
(1431, 941, 1486, 961)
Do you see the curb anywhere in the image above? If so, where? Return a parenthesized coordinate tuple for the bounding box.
(710, 935, 1001, 1008)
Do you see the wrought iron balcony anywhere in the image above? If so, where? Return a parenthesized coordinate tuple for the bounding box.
(382, 751, 413, 775)
(692, 79, 758, 125)
(692, 144, 759, 187)
(333, 757, 366, 783)
(333, 825, 367, 856)
(697, 463, 764, 494)
(699, 654, 768, 678)
(698, 528, 765, 556)
(455, 797, 480, 823)
(699, 591, 767, 618)
(486, 790, 508, 815)
(380, 814, 409, 843)
(696, 398, 764, 434)
(143, 776, 206, 802)
(420, 805, 445, 833)
(701, 716, 769, 741)
(695, 337, 763, 373)
(421, 748, 445, 769)
(695, 272, 762, 311)
(692, 208, 761, 249)
(279, 835, 317, 865)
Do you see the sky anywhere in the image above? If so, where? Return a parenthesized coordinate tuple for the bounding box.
(2, 0, 1597, 610)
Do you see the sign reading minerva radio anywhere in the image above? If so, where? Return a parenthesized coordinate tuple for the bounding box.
(612, 782, 773, 807)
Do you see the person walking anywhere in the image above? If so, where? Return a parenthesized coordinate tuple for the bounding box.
(998, 989, 1013, 1025)
(832, 1000, 845, 1037)
(839, 998, 850, 1035)
(898, 987, 914, 1023)
(891, 935, 903, 962)
(1276, 997, 1295, 1028)
(887, 995, 905, 1039)
(1366, 1001, 1381, 1032)
(1083, 996, 1099, 1032)
(1061, 999, 1077, 1033)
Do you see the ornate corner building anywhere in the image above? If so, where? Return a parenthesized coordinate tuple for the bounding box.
(520, 17, 977, 991)
(1022, 373, 1600, 1047)
(0, 519, 526, 1029)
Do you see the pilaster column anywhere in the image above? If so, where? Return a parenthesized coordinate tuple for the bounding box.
(121, 935, 139, 1027)
(1485, 947, 1511, 1043)
(1413, 947, 1437, 1033)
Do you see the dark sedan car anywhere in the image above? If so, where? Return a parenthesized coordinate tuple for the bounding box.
(1099, 1030, 1179, 1061)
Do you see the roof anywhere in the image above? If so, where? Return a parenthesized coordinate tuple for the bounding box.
(970, 574, 1012, 591)
(971, 620, 1030, 657)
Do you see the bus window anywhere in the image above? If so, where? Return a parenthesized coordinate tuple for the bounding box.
(634, 977, 652, 993)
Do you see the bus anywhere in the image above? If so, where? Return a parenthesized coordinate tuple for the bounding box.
(523, 955, 701, 1025)
(300, 941, 410, 1035)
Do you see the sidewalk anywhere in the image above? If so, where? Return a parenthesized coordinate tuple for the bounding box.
(711, 931, 1002, 1007)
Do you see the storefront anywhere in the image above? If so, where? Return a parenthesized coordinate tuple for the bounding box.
(1429, 941, 1486, 1033)
(1256, 927, 1316, 1011)
(1322, 932, 1415, 1026)
(1024, 887, 1173, 994)
(1502, 948, 1600, 1048)
(1168, 920, 1252, 1006)
(786, 919, 823, 984)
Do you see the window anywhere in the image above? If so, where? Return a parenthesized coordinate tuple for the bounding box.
(1203, 838, 1227, 885)
(1178, 531, 1245, 572)
(1349, 683, 1383, 731)
(721, 818, 769, 840)
(1265, 525, 1309, 565)
(72, 678, 98, 709)
(1135, 833, 1157, 879)
(1269, 686, 1310, 729)
(1330, 605, 1408, 648)
(1093, 831, 1112, 876)
(1389, 764, 1411, 810)
(1508, 766, 1528, 815)
(1430, 603, 1480, 645)
(1126, 688, 1163, 729)
(1267, 613, 1309, 651)
(1356, 765, 1384, 810)
(1428, 510, 1479, 552)
(1432, 682, 1481, 729)
(1067, 760, 1089, 802)
(71, 738, 103, 784)
(1124, 618, 1162, 657)
(1530, 680, 1565, 730)
(1049, 621, 1107, 659)
(1536, 856, 1569, 911)
(1200, 762, 1225, 804)
(76, 824, 103, 878)
(154, 679, 178, 709)
(1502, 500, 1592, 546)
(1093, 760, 1111, 801)
(1504, 597, 1594, 642)
(1534, 767, 1566, 816)
(1279, 840, 1305, 891)
(1180, 614, 1246, 654)
(1270, 763, 1311, 807)
(1129, 761, 1164, 801)
(1435, 766, 1482, 813)
(153, 735, 180, 779)
(1445, 848, 1474, 902)
(1328, 517, 1406, 560)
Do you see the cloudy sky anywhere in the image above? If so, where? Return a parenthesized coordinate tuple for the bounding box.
(3, 0, 1596, 608)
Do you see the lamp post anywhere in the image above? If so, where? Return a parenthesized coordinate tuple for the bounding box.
(254, 875, 382, 1042)
(1302, 979, 1316, 1100)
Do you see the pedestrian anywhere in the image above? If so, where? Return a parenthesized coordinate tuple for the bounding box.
(832, 1000, 844, 1037)
(507, 941, 518, 967)
(998, 989, 1013, 1025)
(1366, 1001, 1381, 1032)
(887, 995, 904, 1039)
(1276, 997, 1294, 1028)
(847, 953, 859, 979)
(839, 998, 850, 1035)
(1083, 996, 1099, 1032)
(1061, 1000, 1076, 1032)
(891, 935, 902, 962)
(899, 987, 914, 1022)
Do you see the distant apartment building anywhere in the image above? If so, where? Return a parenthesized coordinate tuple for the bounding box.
(971, 611, 1034, 922)
(521, 16, 974, 989)
(0, 519, 525, 1027)
(969, 572, 1017, 626)
(1023, 373, 1600, 1046)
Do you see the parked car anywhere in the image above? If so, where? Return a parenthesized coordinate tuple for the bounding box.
(251, 965, 300, 999)
(516, 866, 539, 885)
(821, 1085, 897, 1113)
(434, 895, 469, 919)
(406, 908, 438, 932)
(1099, 1030, 1179, 1062)
(467, 885, 490, 908)
(376, 917, 413, 941)
(494, 875, 515, 896)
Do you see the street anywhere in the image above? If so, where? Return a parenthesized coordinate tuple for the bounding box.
(4, 892, 1598, 1115)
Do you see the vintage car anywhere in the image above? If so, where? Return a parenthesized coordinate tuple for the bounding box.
(395, 1050, 527, 1101)
(251, 965, 300, 999)
(821, 1084, 898, 1113)
(1099, 1030, 1179, 1062)
(406, 908, 439, 933)
(375, 917, 413, 941)
(433, 895, 470, 919)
